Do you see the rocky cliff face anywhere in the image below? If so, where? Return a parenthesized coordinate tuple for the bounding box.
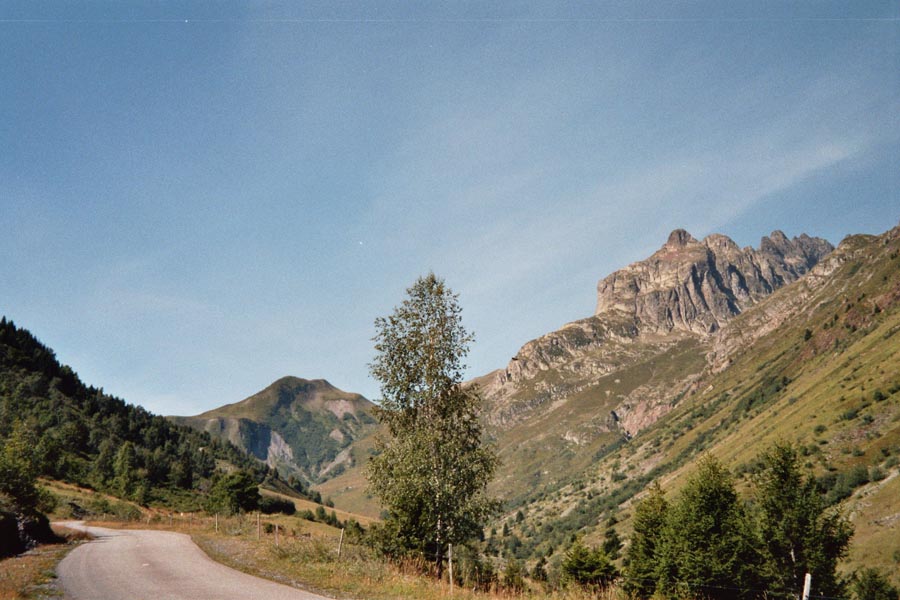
(485, 229, 833, 396)
(595, 229, 834, 335)
(477, 228, 834, 503)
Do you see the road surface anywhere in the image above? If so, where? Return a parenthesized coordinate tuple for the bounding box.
(57, 523, 334, 600)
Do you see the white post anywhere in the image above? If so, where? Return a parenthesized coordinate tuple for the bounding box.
(215, 513, 218, 533)
(448, 543, 454, 596)
(801, 573, 812, 600)
(338, 528, 345, 559)
(257, 512, 260, 540)
(275, 523, 279, 546)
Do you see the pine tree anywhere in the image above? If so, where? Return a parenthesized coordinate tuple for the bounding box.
(367, 273, 499, 578)
(561, 539, 618, 588)
(657, 456, 761, 600)
(623, 481, 668, 598)
(113, 441, 138, 499)
(755, 443, 852, 598)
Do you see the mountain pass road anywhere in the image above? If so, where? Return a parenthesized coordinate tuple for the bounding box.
(57, 523, 335, 600)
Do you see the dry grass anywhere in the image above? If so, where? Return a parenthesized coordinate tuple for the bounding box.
(81, 512, 616, 599)
(0, 525, 89, 600)
(186, 518, 619, 600)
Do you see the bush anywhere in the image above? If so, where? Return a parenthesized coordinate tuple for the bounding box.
(259, 495, 296, 515)
(501, 559, 526, 593)
(561, 539, 617, 588)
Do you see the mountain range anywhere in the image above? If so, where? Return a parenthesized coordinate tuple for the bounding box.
(172, 223, 900, 579)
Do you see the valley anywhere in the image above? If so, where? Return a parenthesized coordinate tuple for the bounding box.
(2, 223, 899, 596)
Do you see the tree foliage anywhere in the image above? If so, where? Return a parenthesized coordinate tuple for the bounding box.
(624, 447, 854, 600)
(561, 539, 618, 588)
(206, 470, 260, 515)
(657, 456, 761, 600)
(852, 568, 900, 600)
(754, 442, 852, 598)
(366, 274, 499, 577)
(623, 481, 668, 599)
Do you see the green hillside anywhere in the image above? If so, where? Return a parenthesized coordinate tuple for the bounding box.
(494, 225, 900, 582)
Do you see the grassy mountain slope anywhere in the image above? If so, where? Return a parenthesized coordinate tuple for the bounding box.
(495, 225, 900, 581)
(474, 229, 834, 508)
(172, 377, 378, 486)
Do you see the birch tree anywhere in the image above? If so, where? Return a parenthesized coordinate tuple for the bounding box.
(367, 273, 498, 578)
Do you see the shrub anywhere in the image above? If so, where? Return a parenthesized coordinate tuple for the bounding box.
(561, 539, 617, 588)
(259, 495, 296, 515)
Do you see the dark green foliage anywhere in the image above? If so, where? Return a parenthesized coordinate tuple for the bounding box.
(0, 420, 58, 556)
(623, 482, 668, 599)
(853, 568, 900, 600)
(531, 555, 548, 582)
(501, 559, 527, 593)
(657, 456, 761, 600)
(259, 495, 296, 515)
(754, 443, 852, 598)
(344, 518, 365, 541)
(451, 545, 497, 592)
(366, 274, 499, 578)
(624, 447, 854, 600)
(601, 516, 622, 560)
(0, 317, 264, 507)
(818, 465, 872, 505)
(206, 470, 260, 515)
(561, 539, 618, 588)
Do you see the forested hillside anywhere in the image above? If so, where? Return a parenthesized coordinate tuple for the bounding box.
(0, 317, 266, 508)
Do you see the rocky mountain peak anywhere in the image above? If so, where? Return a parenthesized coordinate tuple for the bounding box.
(666, 228, 697, 248)
(595, 229, 834, 335)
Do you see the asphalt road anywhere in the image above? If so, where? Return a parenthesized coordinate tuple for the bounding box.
(57, 523, 334, 600)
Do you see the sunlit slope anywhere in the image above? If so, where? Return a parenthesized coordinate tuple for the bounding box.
(497, 225, 900, 581)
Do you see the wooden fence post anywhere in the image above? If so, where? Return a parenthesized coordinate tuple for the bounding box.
(449, 543, 453, 596)
(257, 512, 260, 540)
(338, 528, 345, 559)
(215, 513, 218, 533)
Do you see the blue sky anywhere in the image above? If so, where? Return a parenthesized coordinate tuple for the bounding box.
(2, 1, 898, 416)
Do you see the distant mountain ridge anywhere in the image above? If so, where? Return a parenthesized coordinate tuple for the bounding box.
(595, 229, 834, 335)
(479, 230, 833, 445)
(171, 377, 377, 485)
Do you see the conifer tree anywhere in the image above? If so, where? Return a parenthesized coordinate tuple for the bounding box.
(755, 443, 851, 598)
(623, 481, 668, 598)
(657, 456, 761, 600)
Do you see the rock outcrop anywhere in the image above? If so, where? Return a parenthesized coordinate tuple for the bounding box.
(595, 229, 834, 335)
